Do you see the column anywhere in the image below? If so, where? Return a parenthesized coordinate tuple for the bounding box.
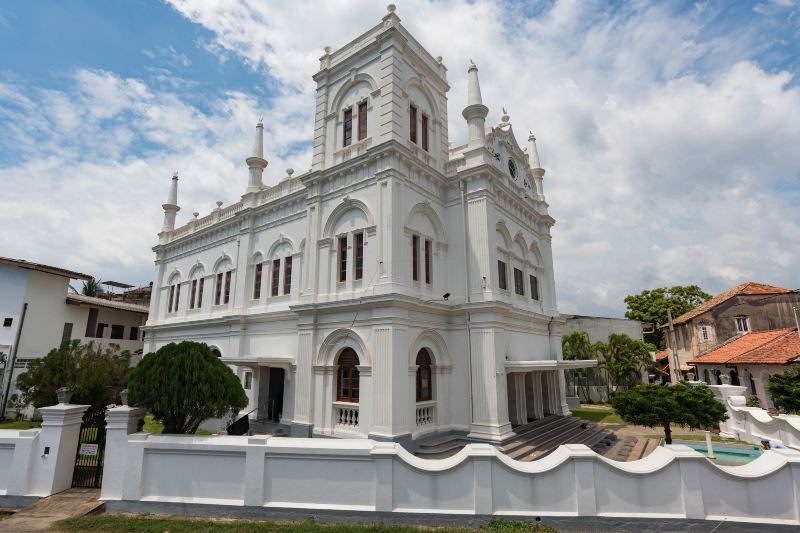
(291, 328, 315, 437)
(556, 369, 571, 415)
(530, 372, 545, 419)
(369, 325, 410, 440)
(101, 406, 146, 500)
(467, 327, 513, 441)
(525, 373, 537, 419)
(511, 372, 528, 426)
(30, 403, 89, 496)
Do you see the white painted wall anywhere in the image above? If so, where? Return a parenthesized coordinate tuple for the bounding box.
(710, 384, 800, 449)
(99, 423, 800, 525)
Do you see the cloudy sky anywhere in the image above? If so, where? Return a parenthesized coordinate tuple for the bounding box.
(1, 0, 798, 316)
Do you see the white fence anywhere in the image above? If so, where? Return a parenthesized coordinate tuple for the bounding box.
(709, 384, 800, 449)
(100, 406, 800, 525)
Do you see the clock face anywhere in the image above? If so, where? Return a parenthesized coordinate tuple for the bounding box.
(508, 159, 517, 180)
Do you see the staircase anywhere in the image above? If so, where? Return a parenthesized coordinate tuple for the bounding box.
(413, 416, 618, 461)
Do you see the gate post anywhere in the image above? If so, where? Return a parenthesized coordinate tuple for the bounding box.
(30, 403, 89, 496)
(100, 405, 146, 501)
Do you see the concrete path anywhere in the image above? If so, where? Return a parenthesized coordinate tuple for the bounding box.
(0, 489, 101, 532)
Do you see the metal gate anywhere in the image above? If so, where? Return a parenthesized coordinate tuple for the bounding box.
(71, 409, 106, 488)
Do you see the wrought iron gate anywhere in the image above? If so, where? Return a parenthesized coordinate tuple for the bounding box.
(71, 409, 106, 488)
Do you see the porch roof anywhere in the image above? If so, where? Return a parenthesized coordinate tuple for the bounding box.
(220, 356, 295, 368)
(505, 359, 598, 373)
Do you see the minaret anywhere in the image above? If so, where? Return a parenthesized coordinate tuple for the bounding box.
(161, 171, 180, 233)
(462, 61, 489, 148)
(246, 118, 267, 193)
(528, 132, 546, 198)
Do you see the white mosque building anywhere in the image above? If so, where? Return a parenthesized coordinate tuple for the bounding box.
(144, 5, 594, 443)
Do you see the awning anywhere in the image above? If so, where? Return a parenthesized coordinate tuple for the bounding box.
(505, 359, 598, 373)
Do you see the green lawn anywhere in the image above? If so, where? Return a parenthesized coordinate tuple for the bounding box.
(644, 433, 752, 445)
(570, 406, 624, 425)
(0, 419, 41, 430)
(143, 415, 213, 435)
(55, 516, 559, 533)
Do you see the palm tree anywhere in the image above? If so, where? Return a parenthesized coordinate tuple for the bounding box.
(562, 331, 601, 401)
(81, 278, 102, 297)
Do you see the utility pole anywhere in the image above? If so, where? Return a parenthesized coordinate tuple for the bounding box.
(666, 308, 680, 383)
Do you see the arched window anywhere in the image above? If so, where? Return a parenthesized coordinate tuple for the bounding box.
(416, 349, 432, 402)
(336, 348, 360, 403)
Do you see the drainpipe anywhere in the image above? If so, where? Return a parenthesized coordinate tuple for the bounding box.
(460, 180, 474, 425)
(1, 302, 27, 420)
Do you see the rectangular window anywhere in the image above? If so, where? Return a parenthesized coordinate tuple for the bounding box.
(529, 274, 539, 300)
(735, 316, 749, 333)
(343, 107, 353, 147)
(271, 259, 280, 296)
(338, 236, 348, 282)
(85, 308, 98, 337)
(190, 279, 197, 309)
(174, 283, 180, 311)
(412, 234, 420, 281)
(3, 318, 12, 327)
(224, 271, 232, 304)
(168, 285, 175, 312)
(514, 268, 524, 296)
(357, 101, 367, 141)
(197, 278, 204, 308)
(284, 256, 292, 295)
(699, 325, 710, 341)
(129, 326, 139, 341)
(110, 324, 124, 340)
(215, 273, 223, 305)
(409, 104, 417, 143)
(354, 232, 364, 281)
(421, 114, 429, 151)
(254, 263, 263, 300)
(61, 323, 73, 344)
(424, 239, 432, 284)
(244, 371, 253, 390)
(96, 323, 108, 338)
(498, 260, 507, 290)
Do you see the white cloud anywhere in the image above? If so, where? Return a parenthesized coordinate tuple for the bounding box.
(2, 0, 799, 315)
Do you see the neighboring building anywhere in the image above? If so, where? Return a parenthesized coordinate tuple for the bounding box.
(0, 257, 148, 418)
(659, 282, 800, 382)
(562, 315, 644, 344)
(688, 328, 800, 408)
(144, 6, 594, 443)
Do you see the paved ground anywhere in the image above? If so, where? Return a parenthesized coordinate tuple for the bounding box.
(0, 489, 100, 532)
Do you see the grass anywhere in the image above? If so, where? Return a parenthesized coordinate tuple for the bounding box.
(55, 516, 560, 533)
(570, 406, 624, 425)
(143, 415, 213, 436)
(644, 433, 753, 445)
(0, 511, 12, 520)
(0, 419, 41, 430)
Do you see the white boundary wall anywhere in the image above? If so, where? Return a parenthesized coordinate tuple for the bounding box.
(709, 384, 800, 449)
(101, 407, 800, 526)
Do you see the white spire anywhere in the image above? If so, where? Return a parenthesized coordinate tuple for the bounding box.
(245, 118, 268, 193)
(462, 61, 489, 148)
(161, 171, 180, 233)
(528, 132, 543, 171)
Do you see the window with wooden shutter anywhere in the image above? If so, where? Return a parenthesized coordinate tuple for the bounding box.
(223, 271, 232, 304)
(529, 274, 539, 300)
(271, 259, 280, 296)
(409, 105, 417, 143)
(284, 256, 292, 295)
(338, 236, 348, 282)
(424, 239, 432, 284)
(168, 285, 175, 312)
(416, 349, 432, 401)
(190, 279, 197, 308)
(197, 278, 204, 308)
(343, 107, 353, 146)
(514, 268, 524, 296)
(357, 101, 367, 141)
(412, 234, 419, 281)
(254, 263, 263, 299)
(215, 273, 223, 305)
(421, 114, 429, 151)
(354, 232, 364, 280)
(498, 260, 507, 290)
(336, 348, 360, 402)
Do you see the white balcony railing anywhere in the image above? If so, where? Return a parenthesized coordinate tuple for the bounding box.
(415, 401, 436, 427)
(333, 402, 359, 428)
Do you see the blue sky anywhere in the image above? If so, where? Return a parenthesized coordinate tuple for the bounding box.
(1, 0, 799, 316)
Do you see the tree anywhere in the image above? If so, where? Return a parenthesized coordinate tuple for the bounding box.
(595, 334, 658, 391)
(767, 368, 800, 414)
(16, 340, 130, 413)
(562, 331, 600, 401)
(610, 383, 727, 444)
(128, 341, 247, 434)
(81, 278, 102, 297)
(624, 285, 712, 347)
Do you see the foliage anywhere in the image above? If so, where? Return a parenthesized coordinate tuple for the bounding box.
(570, 407, 624, 425)
(610, 383, 727, 444)
(0, 419, 41, 430)
(624, 285, 712, 347)
(15, 340, 130, 412)
(128, 341, 247, 434)
(57, 515, 560, 533)
(143, 414, 212, 436)
(561, 331, 599, 401)
(595, 334, 658, 391)
(745, 395, 762, 408)
(767, 368, 800, 414)
(5, 393, 26, 419)
(81, 277, 102, 297)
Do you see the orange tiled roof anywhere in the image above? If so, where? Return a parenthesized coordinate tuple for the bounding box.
(662, 282, 798, 327)
(655, 349, 669, 362)
(688, 328, 800, 366)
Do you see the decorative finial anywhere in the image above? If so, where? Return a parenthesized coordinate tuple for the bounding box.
(173, 170, 179, 179)
(216, 201, 223, 209)
(387, 3, 396, 13)
(436, 55, 443, 64)
(502, 107, 507, 115)
(257, 116, 263, 126)
(287, 168, 294, 177)
(193, 211, 199, 218)
(324, 46, 332, 55)
(501, 107, 510, 123)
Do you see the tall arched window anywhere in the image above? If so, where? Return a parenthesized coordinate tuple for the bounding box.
(336, 348, 360, 403)
(416, 349, 432, 402)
